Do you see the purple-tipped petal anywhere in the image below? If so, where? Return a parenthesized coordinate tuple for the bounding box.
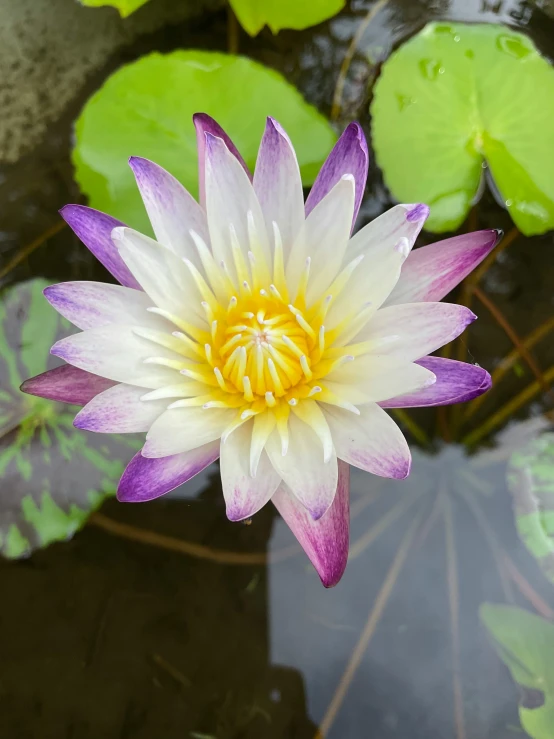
(253, 117, 304, 254)
(272, 460, 350, 588)
(305, 122, 369, 231)
(265, 413, 338, 521)
(60, 205, 141, 289)
(20, 365, 116, 406)
(43, 282, 156, 331)
(128, 157, 209, 264)
(386, 229, 502, 306)
(117, 441, 220, 502)
(325, 403, 411, 480)
(74, 384, 166, 433)
(220, 421, 281, 521)
(380, 356, 492, 408)
(193, 113, 251, 208)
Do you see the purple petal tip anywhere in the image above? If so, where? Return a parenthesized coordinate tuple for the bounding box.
(406, 204, 430, 223)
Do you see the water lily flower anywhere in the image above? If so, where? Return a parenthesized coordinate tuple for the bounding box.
(22, 115, 498, 587)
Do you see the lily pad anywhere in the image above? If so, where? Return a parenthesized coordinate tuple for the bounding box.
(0, 279, 139, 558)
(78, 0, 149, 17)
(507, 433, 554, 585)
(73, 51, 337, 234)
(228, 0, 345, 35)
(481, 604, 554, 739)
(371, 22, 554, 235)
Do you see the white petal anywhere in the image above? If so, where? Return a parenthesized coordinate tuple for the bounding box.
(51, 324, 182, 388)
(74, 384, 166, 433)
(324, 403, 411, 479)
(43, 282, 165, 331)
(325, 234, 412, 339)
(204, 133, 270, 283)
(266, 412, 338, 520)
(286, 176, 355, 303)
(326, 356, 435, 403)
(143, 406, 235, 458)
(112, 227, 206, 327)
(220, 420, 281, 521)
(129, 157, 210, 266)
(346, 203, 429, 262)
(253, 117, 304, 257)
(357, 302, 477, 360)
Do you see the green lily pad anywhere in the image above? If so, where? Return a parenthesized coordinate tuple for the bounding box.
(371, 22, 554, 235)
(228, 0, 345, 35)
(0, 280, 139, 558)
(73, 51, 337, 234)
(78, 0, 149, 17)
(481, 604, 554, 739)
(507, 433, 554, 586)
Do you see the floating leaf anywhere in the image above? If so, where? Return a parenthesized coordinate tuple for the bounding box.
(480, 604, 554, 739)
(371, 22, 554, 235)
(228, 0, 345, 35)
(0, 280, 139, 558)
(77, 0, 150, 17)
(73, 51, 337, 234)
(507, 433, 554, 585)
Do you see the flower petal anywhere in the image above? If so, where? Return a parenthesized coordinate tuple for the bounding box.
(128, 156, 210, 266)
(220, 420, 281, 521)
(20, 365, 115, 405)
(305, 122, 369, 230)
(287, 175, 355, 303)
(359, 302, 477, 360)
(74, 383, 167, 433)
(385, 229, 502, 306)
(204, 133, 271, 283)
(60, 205, 140, 289)
(326, 356, 435, 404)
(51, 324, 182, 388)
(117, 441, 220, 502)
(324, 403, 411, 479)
(111, 227, 206, 326)
(326, 225, 415, 337)
(43, 282, 159, 331)
(194, 113, 251, 208)
(266, 412, 338, 520)
(346, 203, 429, 261)
(253, 117, 304, 256)
(142, 406, 235, 458)
(379, 356, 492, 408)
(271, 460, 349, 588)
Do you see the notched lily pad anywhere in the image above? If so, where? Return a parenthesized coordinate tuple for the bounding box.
(77, 0, 150, 17)
(480, 604, 554, 739)
(0, 280, 138, 558)
(507, 432, 554, 585)
(228, 0, 345, 36)
(73, 50, 337, 234)
(371, 22, 554, 235)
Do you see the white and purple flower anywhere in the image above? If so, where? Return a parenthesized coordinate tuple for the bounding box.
(22, 115, 498, 586)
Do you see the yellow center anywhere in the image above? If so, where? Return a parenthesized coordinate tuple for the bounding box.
(216, 294, 311, 397)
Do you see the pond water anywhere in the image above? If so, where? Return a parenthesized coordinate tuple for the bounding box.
(1, 0, 554, 737)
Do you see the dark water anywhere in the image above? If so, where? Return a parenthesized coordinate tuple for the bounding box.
(1, 0, 554, 737)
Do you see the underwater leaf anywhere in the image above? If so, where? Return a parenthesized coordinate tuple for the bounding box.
(371, 22, 554, 235)
(0, 280, 139, 558)
(507, 433, 554, 585)
(73, 51, 337, 234)
(480, 604, 554, 739)
(77, 0, 150, 17)
(228, 0, 345, 36)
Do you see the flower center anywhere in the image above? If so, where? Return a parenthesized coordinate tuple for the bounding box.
(215, 295, 312, 398)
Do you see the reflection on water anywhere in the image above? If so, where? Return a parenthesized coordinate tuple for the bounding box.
(1, 0, 554, 737)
